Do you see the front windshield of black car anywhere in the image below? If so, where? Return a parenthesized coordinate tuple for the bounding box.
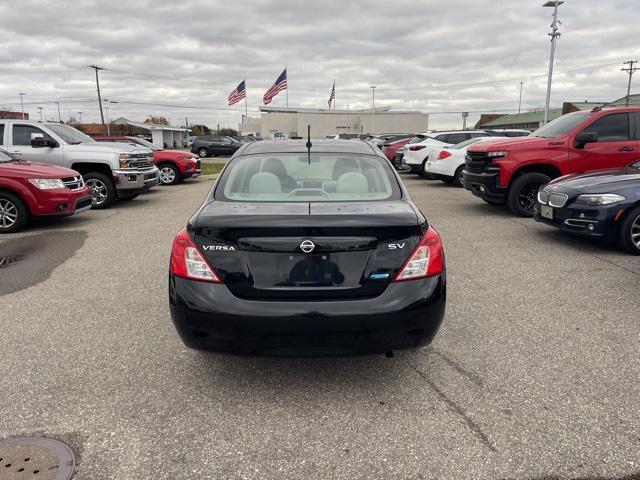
(46, 123, 94, 144)
(530, 113, 590, 138)
(216, 153, 401, 202)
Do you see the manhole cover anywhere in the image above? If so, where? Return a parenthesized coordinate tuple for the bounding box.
(0, 437, 75, 480)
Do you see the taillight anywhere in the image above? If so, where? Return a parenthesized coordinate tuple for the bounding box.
(170, 227, 221, 283)
(394, 227, 444, 281)
(409, 145, 426, 151)
(437, 151, 452, 160)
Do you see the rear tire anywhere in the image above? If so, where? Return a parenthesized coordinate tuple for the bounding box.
(158, 163, 180, 185)
(83, 172, 116, 209)
(619, 206, 640, 255)
(419, 160, 429, 178)
(0, 192, 28, 233)
(507, 172, 550, 217)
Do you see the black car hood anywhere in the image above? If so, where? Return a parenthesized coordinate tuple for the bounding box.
(196, 200, 419, 228)
(547, 167, 640, 193)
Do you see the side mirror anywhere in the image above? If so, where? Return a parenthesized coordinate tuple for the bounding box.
(575, 132, 598, 148)
(31, 137, 58, 148)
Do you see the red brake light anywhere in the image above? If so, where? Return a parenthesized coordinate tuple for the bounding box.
(437, 151, 452, 160)
(394, 227, 444, 281)
(409, 145, 426, 151)
(170, 227, 221, 283)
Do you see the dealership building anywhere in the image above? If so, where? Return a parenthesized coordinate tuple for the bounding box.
(239, 106, 429, 138)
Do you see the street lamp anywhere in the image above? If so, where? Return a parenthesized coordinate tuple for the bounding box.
(518, 82, 524, 114)
(78, 111, 83, 126)
(18, 93, 26, 119)
(370, 86, 376, 110)
(542, 0, 563, 125)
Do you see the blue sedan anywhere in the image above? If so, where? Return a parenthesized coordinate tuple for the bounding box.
(534, 160, 640, 254)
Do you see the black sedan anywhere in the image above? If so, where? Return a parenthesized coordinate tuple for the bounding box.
(534, 160, 640, 254)
(191, 135, 242, 158)
(169, 140, 446, 355)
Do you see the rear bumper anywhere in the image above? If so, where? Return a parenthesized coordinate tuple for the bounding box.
(461, 170, 507, 203)
(169, 274, 446, 356)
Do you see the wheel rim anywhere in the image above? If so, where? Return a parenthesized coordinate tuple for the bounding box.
(631, 214, 640, 248)
(159, 167, 176, 184)
(518, 182, 542, 214)
(198, 149, 207, 158)
(86, 179, 108, 206)
(0, 198, 18, 229)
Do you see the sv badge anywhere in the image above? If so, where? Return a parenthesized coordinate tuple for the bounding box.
(388, 243, 405, 250)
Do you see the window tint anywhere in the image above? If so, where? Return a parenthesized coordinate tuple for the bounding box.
(582, 113, 630, 142)
(12, 125, 53, 146)
(217, 153, 400, 202)
(0, 124, 4, 145)
(433, 134, 450, 143)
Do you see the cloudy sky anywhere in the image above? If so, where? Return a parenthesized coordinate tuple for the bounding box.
(0, 0, 638, 130)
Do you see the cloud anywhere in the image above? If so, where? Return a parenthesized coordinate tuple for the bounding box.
(0, 0, 638, 129)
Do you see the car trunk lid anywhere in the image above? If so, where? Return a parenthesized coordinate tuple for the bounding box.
(192, 201, 422, 300)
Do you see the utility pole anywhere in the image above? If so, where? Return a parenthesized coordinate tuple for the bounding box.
(78, 111, 83, 126)
(54, 101, 62, 122)
(542, 0, 563, 125)
(18, 93, 26, 119)
(518, 82, 524, 113)
(88, 65, 106, 132)
(37, 107, 43, 122)
(622, 60, 638, 106)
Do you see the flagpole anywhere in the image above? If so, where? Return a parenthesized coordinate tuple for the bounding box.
(334, 80, 336, 110)
(285, 66, 288, 108)
(244, 80, 248, 118)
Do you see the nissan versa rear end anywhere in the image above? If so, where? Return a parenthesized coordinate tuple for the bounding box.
(168, 140, 446, 355)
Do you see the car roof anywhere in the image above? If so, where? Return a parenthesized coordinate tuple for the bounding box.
(238, 139, 381, 156)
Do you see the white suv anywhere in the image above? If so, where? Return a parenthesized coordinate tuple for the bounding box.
(402, 130, 489, 177)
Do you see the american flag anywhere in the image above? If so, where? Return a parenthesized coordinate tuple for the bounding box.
(328, 81, 335, 108)
(263, 69, 287, 105)
(228, 80, 246, 106)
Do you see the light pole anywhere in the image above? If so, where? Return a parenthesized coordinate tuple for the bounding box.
(78, 112, 83, 126)
(370, 86, 376, 110)
(54, 101, 62, 122)
(37, 107, 44, 122)
(518, 82, 524, 114)
(346, 104, 350, 110)
(18, 93, 26, 119)
(542, 0, 563, 125)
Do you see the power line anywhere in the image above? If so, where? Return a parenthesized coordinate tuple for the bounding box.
(622, 60, 638, 107)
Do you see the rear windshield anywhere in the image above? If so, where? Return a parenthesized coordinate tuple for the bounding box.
(216, 153, 401, 202)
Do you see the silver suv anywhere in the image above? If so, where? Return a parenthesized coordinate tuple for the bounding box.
(0, 120, 159, 208)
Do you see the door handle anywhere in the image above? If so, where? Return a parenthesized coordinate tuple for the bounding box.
(618, 146, 635, 152)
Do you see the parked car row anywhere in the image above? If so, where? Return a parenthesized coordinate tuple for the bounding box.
(0, 120, 202, 233)
(402, 106, 640, 255)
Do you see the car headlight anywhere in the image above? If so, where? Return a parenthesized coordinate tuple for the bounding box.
(118, 152, 132, 169)
(574, 193, 626, 206)
(28, 178, 65, 190)
(487, 151, 508, 158)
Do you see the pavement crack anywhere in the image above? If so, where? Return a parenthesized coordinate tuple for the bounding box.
(407, 361, 497, 453)
(422, 347, 484, 387)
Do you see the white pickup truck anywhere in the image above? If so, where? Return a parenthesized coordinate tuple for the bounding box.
(0, 119, 159, 208)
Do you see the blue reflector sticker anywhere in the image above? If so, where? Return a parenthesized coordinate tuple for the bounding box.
(370, 273, 390, 280)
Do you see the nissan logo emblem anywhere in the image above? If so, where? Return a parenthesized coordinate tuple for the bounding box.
(300, 240, 315, 253)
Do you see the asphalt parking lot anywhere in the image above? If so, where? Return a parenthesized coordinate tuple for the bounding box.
(1, 173, 639, 480)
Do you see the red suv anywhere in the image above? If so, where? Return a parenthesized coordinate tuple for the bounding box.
(93, 136, 201, 185)
(0, 148, 92, 233)
(462, 107, 640, 216)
